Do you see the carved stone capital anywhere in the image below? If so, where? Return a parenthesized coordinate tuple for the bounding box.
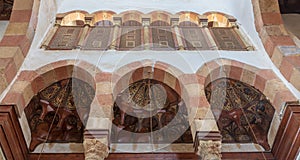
(197, 140, 221, 160)
(83, 137, 109, 160)
(194, 131, 222, 160)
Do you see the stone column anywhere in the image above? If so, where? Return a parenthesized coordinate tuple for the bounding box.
(192, 116, 222, 160)
(41, 14, 63, 49)
(77, 14, 93, 49)
(229, 19, 255, 51)
(199, 15, 218, 50)
(142, 18, 150, 50)
(109, 17, 121, 50)
(83, 129, 110, 160)
(171, 18, 184, 50)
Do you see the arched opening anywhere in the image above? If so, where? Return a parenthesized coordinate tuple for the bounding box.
(205, 78, 275, 151)
(111, 79, 192, 145)
(24, 78, 95, 152)
(278, 0, 300, 45)
(204, 12, 231, 28)
(0, 0, 13, 40)
(61, 11, 86, 26)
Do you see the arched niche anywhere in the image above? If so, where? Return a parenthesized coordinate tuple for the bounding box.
(24, 78, 95, 152)
(92, 10, 115, 26)
(61, 11, 88, 26)
(111, 79, 192, 144)
(204, 12, 233, 28)
(205, 78, 275, 151)
(177, 11, 200, 26)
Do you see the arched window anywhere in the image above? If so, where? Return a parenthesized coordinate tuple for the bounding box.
(24, 78, 95, 151)
(205, 78, 275, 150)
(111, 79, 192, 144)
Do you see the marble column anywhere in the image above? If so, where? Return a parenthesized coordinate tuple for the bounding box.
(199, 16, 218, 50)
(142, 18, 150, 50)
(171, 18, 185, 50)
(41, 15, 63, 49)
(83, 129, 110, 160)
(109, 17, 121, 50)
(229, 20, 255, 51)
(77, 14, 93, 49)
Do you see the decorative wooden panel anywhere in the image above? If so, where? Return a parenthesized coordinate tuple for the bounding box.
(119, 21, 143, 51)
(210, 28, 247, 51)
(119, 27, 143, 51)
(112, 79, 192, 143)
(180, 27, 210, 50)
(150, 21, 175, 50)
(205, 78, 275, 150)
(272, 104, 300, 160)
(82, 27, 113, 50)
(24, 78, 95, 151)
(150, 27, 176, 50)
(0, 105, 28, 160)
(48, 26, 82, 50)
(0, 0, 13, 20)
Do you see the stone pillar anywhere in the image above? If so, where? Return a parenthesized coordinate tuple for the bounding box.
(229, 18, 255, 51)
(83, 129, 110, 160)
(41, 14, 63, 49)
(194, 131, 222, 160)
(77, 14, 93, 49)
(142, 18, 150, 50)
(199, 15, 218, 50)
(171, 18, 184, 50)
(109, 17, 121, 50)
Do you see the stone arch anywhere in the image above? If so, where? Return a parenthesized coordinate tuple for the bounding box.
(91, 11, 116, 25)
(1, 59, 113, 117)
(0, 0, 41, 94)
(197, 58, 296, 112)
(177, 11, 200, 26)
(196, 58, 297, 148)
(91, 10, 116, 26)
(60, 10, 88, 26)
(149, 10, 173, 25)
(119, 10, 143, 25)
(1, 59, 114, 151)
(251, 0, 300, 91)
(113, 61, 201, 104)
(203, 11, 235, 27)
(110, 60, 202, 143)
